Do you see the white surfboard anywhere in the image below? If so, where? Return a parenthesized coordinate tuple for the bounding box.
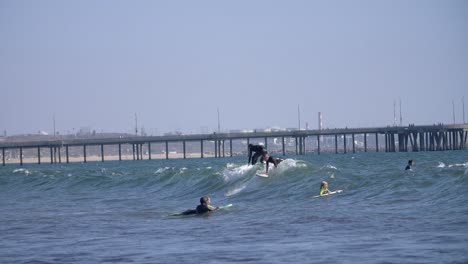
(312, 190, 343, 198)
(256, 172, 269, 177)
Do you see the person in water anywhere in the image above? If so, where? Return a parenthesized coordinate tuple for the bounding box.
(248, 144, 265, 165)
(319, 181, 330, 195)
(182, 196, 219, 215)
(405, 160, 414, 171)
(262, 151, 283, 173)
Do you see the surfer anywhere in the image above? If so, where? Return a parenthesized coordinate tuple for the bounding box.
(262, 151, 283, 173)
(319, 181, 330, 195)
(248, 144, 265, 165)
(405, 160, 414, 171)
(181, 196, 219, 215)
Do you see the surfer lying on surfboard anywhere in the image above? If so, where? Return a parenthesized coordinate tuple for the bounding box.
(262, 151, 283, 173)
(180, 196, 219, 215)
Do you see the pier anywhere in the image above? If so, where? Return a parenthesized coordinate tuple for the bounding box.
(1, 124, 467, 166)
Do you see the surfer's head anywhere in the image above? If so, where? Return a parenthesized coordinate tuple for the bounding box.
(408, 160, 414, 165)
(320, 181, 328, 190)
(200, 196, 210, 205)
(248, 143, 253, 148)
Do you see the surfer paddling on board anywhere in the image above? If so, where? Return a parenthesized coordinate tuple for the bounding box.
(405, 160, 414, 171)
(319, 181, 343, 196)
(181, 196, 219, 215)
(262, 151, 283, 173)
(248, 144, 265, 165)
(320, 181, 331, 195)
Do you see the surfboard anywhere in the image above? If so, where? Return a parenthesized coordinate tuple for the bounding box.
(312, 190, 343, 198)
(256, 172, 269, 177)
(168, 204, 233, 216)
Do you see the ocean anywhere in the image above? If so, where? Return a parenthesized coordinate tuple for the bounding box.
(1, 150, 467, 263)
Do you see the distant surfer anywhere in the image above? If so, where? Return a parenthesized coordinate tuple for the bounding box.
(262, 151, 283, 173)
(248, 144, 265, 165)
(405, 160, 414, 171)
(181, 196, 219, 215)
(320, 181, 330, 195)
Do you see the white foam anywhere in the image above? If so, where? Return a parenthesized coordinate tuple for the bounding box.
(437, 162, 446, 168)
(225, 185, 247, 197)
(13, 168, 30, 175)
(154, 167, 171, 174)
(448, 162, 468, 168)
(223, 164, 255, 182)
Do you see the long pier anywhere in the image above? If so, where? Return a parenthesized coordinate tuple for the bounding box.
(1, 124, 467, 166)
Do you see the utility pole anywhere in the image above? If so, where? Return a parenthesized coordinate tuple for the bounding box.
(393, 99, 397, 126)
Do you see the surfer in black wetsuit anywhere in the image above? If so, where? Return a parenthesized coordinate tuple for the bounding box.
(262, 151, 283, 173)
(182, 196, 219, 215)
(248, 144, 265, 165)
(405, 160, 414, 171)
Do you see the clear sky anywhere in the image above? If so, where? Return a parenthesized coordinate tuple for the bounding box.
(1, 0, 467, 135)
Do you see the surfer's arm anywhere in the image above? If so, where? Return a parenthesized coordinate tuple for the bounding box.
(208, 205, 219, 211)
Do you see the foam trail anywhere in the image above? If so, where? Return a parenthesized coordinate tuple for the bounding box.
(223, 163, 255, 182)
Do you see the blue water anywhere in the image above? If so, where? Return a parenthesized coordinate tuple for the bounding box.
(1, 151, 467, 263)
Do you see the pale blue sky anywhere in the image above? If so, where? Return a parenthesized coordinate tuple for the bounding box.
(1, 0, 467, 135)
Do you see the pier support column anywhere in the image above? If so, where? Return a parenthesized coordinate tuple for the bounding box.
(165, 141, 169, 159)
(317, 135, 320, 155)
(335, 134, 338, 154)
(50, 147, 54, 164)
(183, 141, 186, 159)
(58, 147, 61, 163)
(230, 139, 233, 157)
(375, 133, 379, 152)
(38, 147, 41, 164)
(282, 137, 285, 156)
(66, 146, 69, 163)
(344, 134, 347, 154)
(352, 133, 355, 153)
(20, 147, 23, 166)
(201, 140, 204, 158)
(83, 145, 87, 163)
(132, 144, 136, 160)
(136, 144, 140, 160)
(148, 143, 151, 160)
(214, 141, 218, 158)
(264, 137, 268, 150)
(364, 133, 367, 152)
(222, 140, 225, 157)
(295, 137, 298, 155)
(2, 148, 5, 166)
(101, 144, 104, 162)
(118, 144, 122, 161)
(385, 133, 388, 152)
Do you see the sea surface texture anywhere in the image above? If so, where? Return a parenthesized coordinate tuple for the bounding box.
(1, 151, 467, 263)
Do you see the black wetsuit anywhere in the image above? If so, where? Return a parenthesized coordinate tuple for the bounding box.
(182, 204, 217, 215)
(248, 145, 265, 165)
(265, 156, 283, 173)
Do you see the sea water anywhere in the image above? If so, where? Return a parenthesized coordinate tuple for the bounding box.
(0, 150, 467, 263)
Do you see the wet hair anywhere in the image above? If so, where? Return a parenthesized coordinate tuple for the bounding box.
(408, 160, 413, 164)
(320, 181, 328, 190)
(248, 144, 253, 148)
(200, 196, 210, 205)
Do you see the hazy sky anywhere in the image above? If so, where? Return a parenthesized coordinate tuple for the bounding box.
(1, 0, 467, 135)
